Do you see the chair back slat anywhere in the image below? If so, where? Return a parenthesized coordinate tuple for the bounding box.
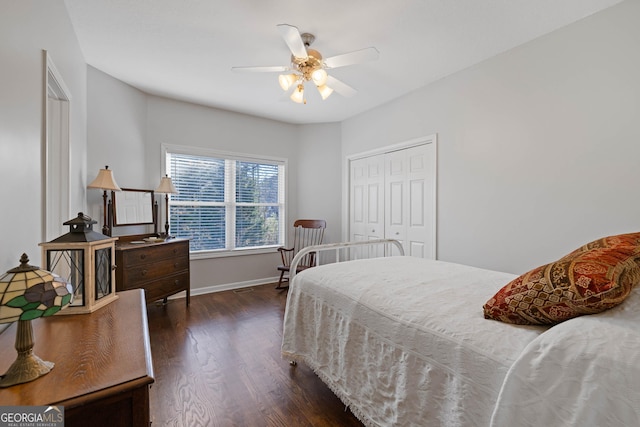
(276, 219, 326, 289)
(291, 219, 326, 267)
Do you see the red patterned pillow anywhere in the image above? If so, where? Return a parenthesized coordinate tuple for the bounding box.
(561, 232, 640, 259)
(483, 235, 640, 325)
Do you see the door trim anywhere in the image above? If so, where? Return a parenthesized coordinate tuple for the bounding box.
(43, 50, 72, 241)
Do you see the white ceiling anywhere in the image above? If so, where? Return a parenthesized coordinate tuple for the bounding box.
(64, 0, 623, 125)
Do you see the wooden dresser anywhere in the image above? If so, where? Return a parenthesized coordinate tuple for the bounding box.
(0, 290, 154, 427)
(115, 236, 190, 306)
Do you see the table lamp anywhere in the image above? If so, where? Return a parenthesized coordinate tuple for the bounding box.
(88, 165, 121, 236)
(0, 254, 73, 387)
(155, 174, 178, 237)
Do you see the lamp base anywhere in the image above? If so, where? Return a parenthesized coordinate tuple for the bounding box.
(0, 320, 54, 388)
(0, 351, 53, 388)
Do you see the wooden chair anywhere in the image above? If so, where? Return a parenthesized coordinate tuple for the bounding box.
(276, 219, 326, 289)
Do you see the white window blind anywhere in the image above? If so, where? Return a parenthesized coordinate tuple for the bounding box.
(165, 148, 285, 254)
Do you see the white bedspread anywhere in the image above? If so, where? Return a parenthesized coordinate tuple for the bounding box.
(282, 257, 548, 426)
(490, 284, 640, 427)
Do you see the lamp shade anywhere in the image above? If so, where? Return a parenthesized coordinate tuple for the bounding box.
(317, 84, 334, 100)
(278, 73, 298, 91)
(155, 175, 178, 194)
(0, 254, 73, 387)
(87, 165, 121, 191)
(0, 254, 73, 324)
(311, 68, 328, 86)
(291, 84, 305, 104)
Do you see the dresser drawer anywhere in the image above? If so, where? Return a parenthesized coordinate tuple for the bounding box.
(120, 242, 189, 266)
(120, 256, 189, 285)
(139, 273, 189, 302)
(115, 238, 190, 307)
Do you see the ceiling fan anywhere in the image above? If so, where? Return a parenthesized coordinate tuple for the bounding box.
(232, 24, 379, 104)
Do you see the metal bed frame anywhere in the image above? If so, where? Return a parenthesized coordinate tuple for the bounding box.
(288, 238, 405, 282)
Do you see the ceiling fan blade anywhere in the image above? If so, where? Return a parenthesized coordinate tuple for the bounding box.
(232, 65, 291, 73)
(326, 75, 357, 98)
(277, 24, 308, 60)
(324, 47, 379, 69)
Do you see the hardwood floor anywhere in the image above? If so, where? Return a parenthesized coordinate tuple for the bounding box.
(147, 284, 364, 427)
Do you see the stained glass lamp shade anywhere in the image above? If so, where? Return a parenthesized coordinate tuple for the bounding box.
(0, 253, 73, 387)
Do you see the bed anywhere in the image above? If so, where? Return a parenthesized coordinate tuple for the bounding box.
(281, 239, 640, 427)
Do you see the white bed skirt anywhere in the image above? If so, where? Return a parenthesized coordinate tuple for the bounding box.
(282, 257, 546, 426)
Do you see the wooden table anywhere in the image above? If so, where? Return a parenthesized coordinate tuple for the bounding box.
(0, 290, 154, 427)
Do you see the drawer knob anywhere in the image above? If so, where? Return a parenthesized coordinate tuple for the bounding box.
(141, 269, 148, 276)
(140, 254, 146, 260)
(174, 262, 179, 268)
(173, 248, 178, 254)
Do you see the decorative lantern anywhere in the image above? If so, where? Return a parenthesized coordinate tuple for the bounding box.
(39, 213, 118, 314)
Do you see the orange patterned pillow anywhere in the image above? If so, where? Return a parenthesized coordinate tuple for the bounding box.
(561, 232, 640, 258)
(484, 234, 640, 325)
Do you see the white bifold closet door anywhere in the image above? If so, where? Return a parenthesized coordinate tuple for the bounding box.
(350, 154, 385, 258)
(349, 141, 436, 259)
(384, 144, 435, 258)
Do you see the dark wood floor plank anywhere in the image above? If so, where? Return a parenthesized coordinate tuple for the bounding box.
(147, 284, 364, 427)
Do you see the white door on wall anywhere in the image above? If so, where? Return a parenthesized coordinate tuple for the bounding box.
(350, 154, 385, 257)
(385, 144, 435, 258)
(348, 136, 436, 259)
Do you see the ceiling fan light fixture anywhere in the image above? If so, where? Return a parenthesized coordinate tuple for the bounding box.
(311, 68, 328, 86)
(278, 73, 298, 91)
(291, 84, 306, 104)
(317, 84, 333, 100)
(234, 25, 378, 104)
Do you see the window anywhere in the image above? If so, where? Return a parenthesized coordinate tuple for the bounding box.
(163, 145, 286, 256)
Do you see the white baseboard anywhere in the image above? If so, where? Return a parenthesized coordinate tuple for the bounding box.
(164, 276, 281, 300)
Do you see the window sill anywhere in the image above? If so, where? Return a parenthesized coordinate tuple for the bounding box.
(189, 246, 280, 260)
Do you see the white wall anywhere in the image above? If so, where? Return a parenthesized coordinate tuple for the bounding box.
(145, 96, 301, 291)
(87, 66, 151, 235)
(295, 123, 342, 245)
(86, 71, 344, 292)
(0, 0, 87, 269)
(342, 0, 640, 274)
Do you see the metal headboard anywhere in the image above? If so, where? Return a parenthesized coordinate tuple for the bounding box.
(289, 239, 405, 282)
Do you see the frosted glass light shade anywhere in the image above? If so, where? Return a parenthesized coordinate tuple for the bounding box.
(278, 74, 298, 91)
(317, 84, 334, 100)
(290, 85, 305, 104)
(311, 68, 328, 86)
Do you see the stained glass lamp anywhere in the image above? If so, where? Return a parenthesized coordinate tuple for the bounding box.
(0, 253, 73, 387)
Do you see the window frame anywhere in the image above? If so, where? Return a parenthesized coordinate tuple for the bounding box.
(161, 143, 287, 259)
